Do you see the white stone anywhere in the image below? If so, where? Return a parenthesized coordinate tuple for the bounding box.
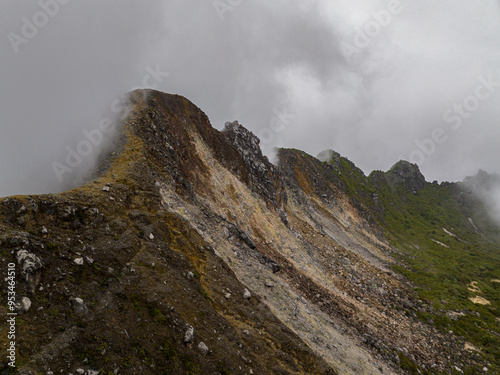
(198, 342, 209, 355)
(74, 258, 84, 266)
(71, 297, 88, 314)
(16, 297, 31, 313)
(17, 250, 43, 276)
(184, 324, 194, 343)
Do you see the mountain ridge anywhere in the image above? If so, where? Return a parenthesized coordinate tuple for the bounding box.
(0, 90, 499, 375)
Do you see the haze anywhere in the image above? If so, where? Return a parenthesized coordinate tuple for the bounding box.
(1, 0, 500, 198)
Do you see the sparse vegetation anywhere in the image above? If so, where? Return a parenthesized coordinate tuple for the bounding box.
(320, 154, 500, 372)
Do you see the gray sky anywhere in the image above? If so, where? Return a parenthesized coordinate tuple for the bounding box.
(1, 0, 500, 197)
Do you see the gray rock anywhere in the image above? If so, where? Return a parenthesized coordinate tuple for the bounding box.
(16, 297, 32, 313)
(186, 271, 194, 280)
(221, 121, 287, 212)
(270, 262, 282, 273)
(16, 250, 43, 280)
(261, 255, 282, 273)
(71, 297, 88, 314)
(184, 324, 194, 343)
(446, 311, 465, 321)
(243, 289, 252, 299)
(265, 280, 274, 288)
(74, 257, 84, 266)
(198, 341, 209, 356)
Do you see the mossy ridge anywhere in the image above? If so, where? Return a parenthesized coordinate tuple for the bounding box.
(312, 150, 500, 372)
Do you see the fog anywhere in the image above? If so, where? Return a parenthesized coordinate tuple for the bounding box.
(463, 171, 500, 227)
(1, 0, 500, 198)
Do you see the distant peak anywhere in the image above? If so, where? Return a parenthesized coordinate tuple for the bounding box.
(389, 160, 422, 173)
(387, 160, 426, 191)
(462, 169, 500, 191)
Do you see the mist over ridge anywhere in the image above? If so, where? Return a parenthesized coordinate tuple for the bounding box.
(1, 0, 500, 197)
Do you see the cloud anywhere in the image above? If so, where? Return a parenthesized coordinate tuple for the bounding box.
(1, 0, 499, 197)
(0, 0, 168, 196)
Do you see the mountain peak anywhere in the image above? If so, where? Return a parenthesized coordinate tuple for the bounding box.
(387, 160, 427, 191)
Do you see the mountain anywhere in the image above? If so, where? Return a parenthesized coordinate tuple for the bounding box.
(1, 90, 499, 375)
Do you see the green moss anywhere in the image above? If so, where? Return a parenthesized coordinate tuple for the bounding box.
(180, 354, 201, 375)
(198, 287, 211, 301)
(76, 209, 86, 224)
(147, 304, 167, 324)
(132, 299, 142, 312)
(162, 339, 177, 361)
(215, 361, 231, 375)
(398, 352, 419, 373)
(370, 180, 500, 371)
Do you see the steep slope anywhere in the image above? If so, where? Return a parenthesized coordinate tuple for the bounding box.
(317, 150, 500, 373)
(0, 91, 335, 375)
(0, 90, 498, 375)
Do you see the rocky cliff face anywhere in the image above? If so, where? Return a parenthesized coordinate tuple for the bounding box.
(0, 90, 498, 375)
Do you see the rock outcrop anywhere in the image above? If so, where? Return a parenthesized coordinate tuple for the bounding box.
(386, 160, 427, 192)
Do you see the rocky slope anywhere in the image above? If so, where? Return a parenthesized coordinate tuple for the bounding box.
(0, 90, 499, 375)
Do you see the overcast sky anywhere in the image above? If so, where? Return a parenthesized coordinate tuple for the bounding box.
(1, 0, 500, 197)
